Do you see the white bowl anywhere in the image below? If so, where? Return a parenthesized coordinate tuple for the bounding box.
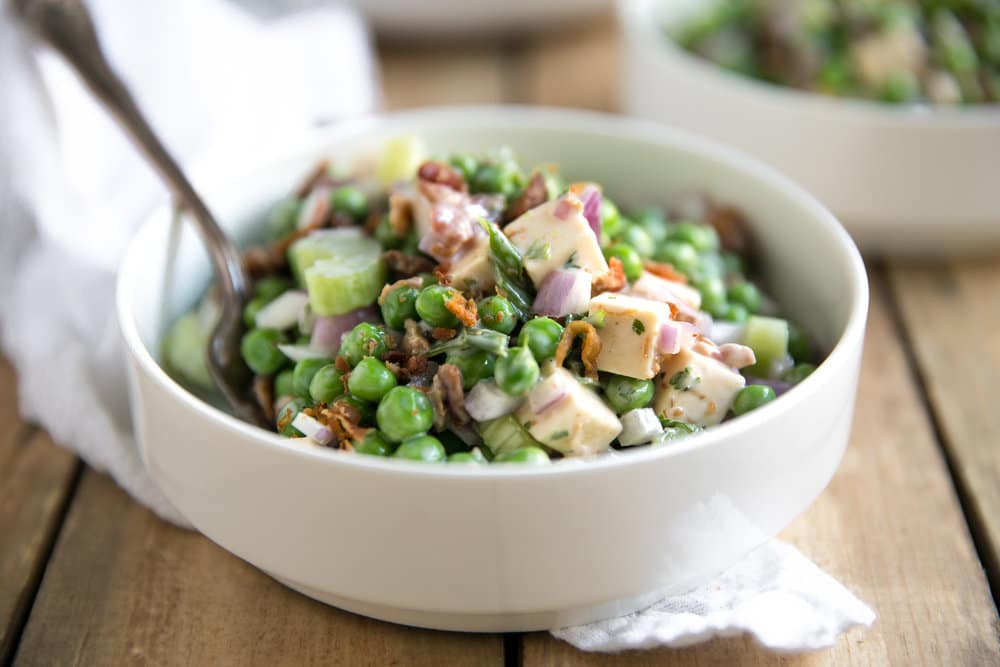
(619, 0, 1000, 255)
(117, 106, 867, 632)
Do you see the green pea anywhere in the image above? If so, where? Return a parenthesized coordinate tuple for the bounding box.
(276, 398, 307, 437)
(630, 207, 670, 244)
(695, 277, 728, 317)
(292, 357, 333, 398)
(241, 328, 288, 375)
(335, 395, 376, 426)
(268, 197, 301, 240)
(600, 198, 623, 238)
(604, 375, 655, 414)
(381, 285, 420, 331)
(721, 252, 745, 277)
(478, 296, 518, 334)
(446, 351, 496, 389)
(494, 447, 551, 465)
(339, 323, 388, 367)
(880, 70, 920, 103)
(787, 323, 812, 363)
(330, 186, 368, 220)
(619, 224, 656, 259)
(470, 163, 522, 198)
(727, 282, 762, 313)
(518, 317, 564, 363)
(732, 384, 776, 416)
(243, 296, 269, 328)
(308, 364, 345, 403)
(494, 346, 540, 397)
(721, 303, 749, 323)
(376, 386, 434, 442)
(449, 153, 478, 181)
(654, 241, 700, 277)
(353, 429, 393, 457)
(374, 214, 405, 249)
(394, 434, 447, 462)
(604, 244, 643, 282)
(448, 450, 487, 464)
(415, 285, 461, 328)
(782, 363, 816, 385)
(254, 276, 293, 302)
(670, 222, 719, 253)
(348, 357, 398, 402)
(274, 369, 296, 398)
(691, 252, 724, 283)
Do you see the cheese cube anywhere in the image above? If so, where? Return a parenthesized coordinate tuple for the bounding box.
(446, 236, 495, 293)
(589, 293, 674, 380)
(504, 196, 608, 287)
(629, 271, 702, 310)
(654, 347, 746, 426)
(515, 368, 622, 456)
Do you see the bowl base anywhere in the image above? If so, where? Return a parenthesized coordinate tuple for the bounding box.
(268, 572, 683, 632)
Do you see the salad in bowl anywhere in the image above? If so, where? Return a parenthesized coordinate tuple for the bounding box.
(164, 140, 819, 464)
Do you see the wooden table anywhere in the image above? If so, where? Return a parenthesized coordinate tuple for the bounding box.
(3, 18, 999, 666)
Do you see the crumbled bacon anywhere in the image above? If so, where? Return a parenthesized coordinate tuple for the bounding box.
(643, 259, 688, 284)
(707, 204, 753, 255)
(378, 276, 423, 306)
(308, 400, 369, 445)
(430, 364, 471, 429)
(505, 171, 548, 222)
(554, 320, 602, 381)
(253, 374, 275, 422)
(592, 257, 627, 295)
(417, 160, 467, 192)
(383, 250, 435, 277)
(431, 327, 458, 341)
(335, 356, 351, 373)
(433, 266, 453, 286)
(388, 191, 414, 237)
(445, 293, 478, 328)
(383, 352, 431, 383)
(402, 320, 431, 356)
(414, 180, 483, 261)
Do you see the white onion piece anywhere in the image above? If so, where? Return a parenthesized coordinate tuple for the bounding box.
(532, 269, 592, 317)
(277, 343, 330, 362)
(465, 380, 522, 421)
(296, 186, 331, 230)
(291, 412, 334, 445)
(255, 290, 309, 331)
(710, 321, 746, 345)
(311, 306, 380, 353)
(618, 408, 664, 447)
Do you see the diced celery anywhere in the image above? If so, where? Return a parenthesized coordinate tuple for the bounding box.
(287, 228, 370, 286)
(162, 312, 212, 389)
(376, 135, 427, 186)
(744, 315, 789, 377)
(478, 415, 540, 457)
(288, 229, 386, 316)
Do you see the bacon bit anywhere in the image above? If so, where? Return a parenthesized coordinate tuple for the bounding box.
(402, 319, 431, 356)
(242, 246, 283, 279)
(252, 375, 276, 422)
(294, 159, 331, 199)
(505, 171, 549, 221)
(383, 250, 435, 277)
(388, 191, 414, 237)
(592, 257, 627, 295)
(643, 259, 688, 284)
(554, 320, 602, 381)
(316, 400, 369, 444)
(432, 327, 458, 341)
(707, 204, 753, 254)
(433, 266, 453, 286)
(431, 364, 471, 429)
(378, 276, 423, 306)
(362, 210, 382, 235)
(418, 160, 467, 192)
(445, 293, 478, 328)
(334, 356, 351, 373)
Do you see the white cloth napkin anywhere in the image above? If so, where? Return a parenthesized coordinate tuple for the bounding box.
(0, 0, 377, 524)
(553, 539, 875, 652)
(0, 1, 873, 651)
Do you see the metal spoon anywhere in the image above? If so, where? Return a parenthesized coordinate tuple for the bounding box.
(14, 0, 268, 427)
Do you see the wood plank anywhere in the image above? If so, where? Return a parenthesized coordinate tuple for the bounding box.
(14, 469, 504, 667)
(887, 258, 1000, 591)
(0, 356, 79, 663)
(378, 39, 507, 110)
(522, 273, 1000, 665)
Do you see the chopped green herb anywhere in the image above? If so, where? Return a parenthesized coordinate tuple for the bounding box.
(550, 430, 570, 440)
(668, 367, 700, 391)
(654, 419, 704, 444)
(632, 319, 645, 335)
(525, 240, 552, 261)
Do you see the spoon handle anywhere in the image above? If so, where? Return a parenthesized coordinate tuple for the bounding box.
(14, 0, 248, 297)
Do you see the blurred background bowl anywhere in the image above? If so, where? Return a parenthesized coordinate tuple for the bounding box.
(619, 0, 1000, 255)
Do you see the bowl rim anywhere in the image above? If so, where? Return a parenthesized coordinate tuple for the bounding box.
(116, 104, 869, 479)
(619, 0, 1000, 126)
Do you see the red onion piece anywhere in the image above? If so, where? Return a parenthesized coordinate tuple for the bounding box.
(658, 321, 682, 355)
(311, 306, 380, 354)
(533, 269, 592, 317)
(579, 185, 602, 240)
(292, 412, 334, 445)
